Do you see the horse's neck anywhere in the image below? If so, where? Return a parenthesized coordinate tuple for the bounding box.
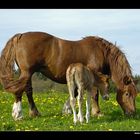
(111, 74, 124, 89)
(106, 45, 132, 89)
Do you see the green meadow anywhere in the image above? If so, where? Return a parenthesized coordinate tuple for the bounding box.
(0, 90, 140, 131)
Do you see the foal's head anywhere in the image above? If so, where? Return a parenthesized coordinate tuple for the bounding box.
(94, 72, 110, 100)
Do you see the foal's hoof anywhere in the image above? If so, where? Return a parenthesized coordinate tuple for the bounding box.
(62, 107, 72, 115)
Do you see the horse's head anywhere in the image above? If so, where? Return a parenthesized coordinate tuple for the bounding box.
(96, 72, 110, 100)
(116, 76, 138, 116)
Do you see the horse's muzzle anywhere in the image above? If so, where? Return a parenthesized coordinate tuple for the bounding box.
(125, 109, 136, 117)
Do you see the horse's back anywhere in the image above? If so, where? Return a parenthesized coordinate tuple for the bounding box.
(14, 32, 104, 83)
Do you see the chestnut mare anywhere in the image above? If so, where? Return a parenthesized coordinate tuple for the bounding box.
(0, 31, 137, 120)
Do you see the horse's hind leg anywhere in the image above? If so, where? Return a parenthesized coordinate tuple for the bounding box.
(12, 94, 23, 120)
(25, 79, 40, 117)
(11, 73, 30, 120)
(62, 88, 78, 114)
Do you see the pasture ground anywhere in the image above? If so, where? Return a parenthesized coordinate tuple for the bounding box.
(0, 90, 140, 131)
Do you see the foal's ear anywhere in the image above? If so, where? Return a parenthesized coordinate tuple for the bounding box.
(101, 74, 110, 82)
(123, 76, 132, 85)
(97, 72, 109, 81)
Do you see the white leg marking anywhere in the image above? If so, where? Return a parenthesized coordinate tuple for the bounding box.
(77, 89, 84, 123)
(12, 101, 23, 120)
(70, 97, 77, 124)
(86, 92, 91, 123)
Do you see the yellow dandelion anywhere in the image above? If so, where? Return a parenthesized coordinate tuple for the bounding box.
(25, 130, 31, 131)
(2, 122, 6, 125)
(70, 126, 74, 129)
(108, 129, 112, 131)
(43, 99, 46, 103)
(15, 124, 18, 127)
(112, 101, 118, 106)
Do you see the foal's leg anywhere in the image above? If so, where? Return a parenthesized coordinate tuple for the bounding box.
(77, 87, 84, 123)
(62, 98, 71, 114)
(91, 88, 102, 117)
(12, 94, 23, 120)
(67, 83, 77, 124)
(70, 94, 77, 124)
(63, 87, 102, 117)
(85, 90, 91, 123)
(25, 79, 40, 117)
(62, 88, 78, 114)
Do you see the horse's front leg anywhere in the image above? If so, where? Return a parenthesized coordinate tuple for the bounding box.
(62, 98, 72, 114)
(12, 94, 23, 120)
(91, 87, 103, 117)
(25, 80, 40, 117)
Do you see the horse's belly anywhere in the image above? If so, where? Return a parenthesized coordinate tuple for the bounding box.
(41, 66, 67, 84)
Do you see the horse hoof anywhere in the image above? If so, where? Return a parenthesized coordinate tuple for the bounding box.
(14, 116, 23, 121)
(12, 111, 23, 121)
(29, 110, 41, 117)
(62, 108, 72, 115)
(91, 112, 104, 117)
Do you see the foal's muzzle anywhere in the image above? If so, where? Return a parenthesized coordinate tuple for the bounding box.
(102, 94, 109, 100)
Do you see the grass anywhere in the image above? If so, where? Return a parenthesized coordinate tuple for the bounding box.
(0, 90, 140, 131)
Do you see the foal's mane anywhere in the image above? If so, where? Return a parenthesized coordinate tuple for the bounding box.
(83, 36, 132, 81)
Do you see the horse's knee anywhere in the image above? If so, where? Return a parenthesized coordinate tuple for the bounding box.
(70, 97, 76, 107)
(77, 93, 83, 104)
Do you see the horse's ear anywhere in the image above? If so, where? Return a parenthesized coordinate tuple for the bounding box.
(123, 76, 132, 85)
(134, 79, 139, 85)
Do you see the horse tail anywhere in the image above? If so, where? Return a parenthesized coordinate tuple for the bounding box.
(0, 33, 23, 93)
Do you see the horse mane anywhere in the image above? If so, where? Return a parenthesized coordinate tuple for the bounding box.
(84, 36, 132, 82)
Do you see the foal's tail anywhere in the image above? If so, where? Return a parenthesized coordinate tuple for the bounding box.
(0, 33, 26, 93)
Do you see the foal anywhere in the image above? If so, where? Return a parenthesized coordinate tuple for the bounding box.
(66, 63, 109, 124)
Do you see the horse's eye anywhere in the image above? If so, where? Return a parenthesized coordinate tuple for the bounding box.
(125, 93, 130, 96)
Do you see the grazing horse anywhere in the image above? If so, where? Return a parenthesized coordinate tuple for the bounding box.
(0, 31, 137, 120)
(66, 63, 109, 124)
